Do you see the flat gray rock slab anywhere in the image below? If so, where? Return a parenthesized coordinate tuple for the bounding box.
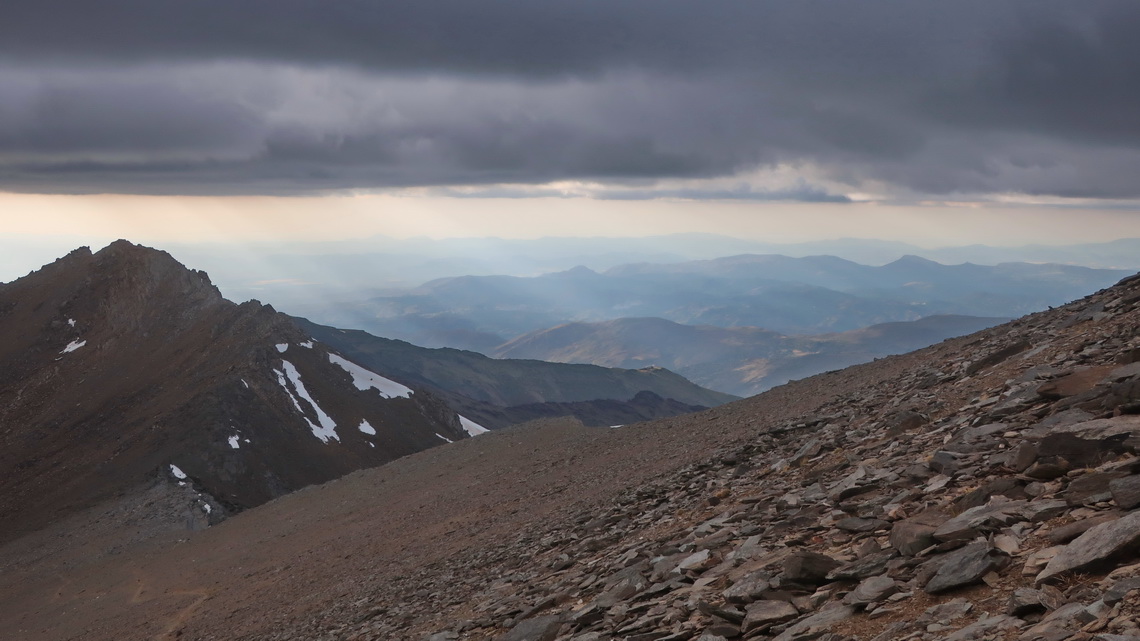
(933, 501, 1028, 542)
(1037, 510, 1140, 584)
(742, 600, 799, 633)
(925, 541, 1007, 594)
(772, 604, 855, 641)
(1110, 475, 1140, 510)
(497, 615, 563, 641)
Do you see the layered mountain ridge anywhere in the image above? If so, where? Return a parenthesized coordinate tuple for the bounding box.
(0, 241, 478, 541)
(493, 314, 1009, 396)
(295, 317, 737, 428)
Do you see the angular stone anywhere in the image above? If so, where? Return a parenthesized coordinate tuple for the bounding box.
(932, 501, 1027, 542)
(924, 541, 1009, 594)
(966, 341, 1032, 376)
(890, 511, 946, 556)
(843, 575, 898, 608)
(929, 451, 960, 475)
(1021, 499, 1070, 522)
(835, 517, 888, 533)
(1038, 510, 1140, 584)
(772, 603, 855, 641)
(1104, 577, 1140, 605)
(1012, 441, 1039, 472)
(1047, 513, 1121, 544)
(742, 600, 799, 633)
(1064, 471, 1129, 506)
(945, 615, 1023, 641)
(1022, 547, 1061, 576)
(1037, 366, 1114, 399)
(782, 550, 840, 585)
(722, 570, 771, 604)
(498, 615, 563, 641)
(953, 478, 1027, 512)
(678, 549, 715, 572)
(1110, 475, 1140, 510)
(826, 550, 896, 581)
(1007, 588, 1046, 616)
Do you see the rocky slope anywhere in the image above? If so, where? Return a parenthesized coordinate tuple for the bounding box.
(0, 240, 477, 543)
(4, 263, 1140, 641)
(493, 315, 1007, 396)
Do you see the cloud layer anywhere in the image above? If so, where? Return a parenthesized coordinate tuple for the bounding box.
(1, 1, 1138, 199)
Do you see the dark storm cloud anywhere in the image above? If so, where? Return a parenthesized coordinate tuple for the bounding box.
(1, 1, 1139, 198)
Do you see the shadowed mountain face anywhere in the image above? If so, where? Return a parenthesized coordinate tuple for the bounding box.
(493, 314, 1010, 396)
(303, 254, 1128, 351)
(0, 241, 474, 542)
(294, 317, 737, 428)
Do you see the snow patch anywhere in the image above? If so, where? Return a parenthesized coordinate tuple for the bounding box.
(274, 360, 340, 443)
(458, 415, 489, 436)
(367, 442, 375, 448)
(60, 339, 86, 354)
(241, 378, 249, 389)
(436, 433, 454, 443)
(170, 464, 187, 480)
(300, 340, 314, 348)
(327, 353, 412, 398)
(228, 435, 241, 449)
(610, 425, 624, 429)
(202, 502, 212, 514)
(358, 419, 377, 435)
(275, 343, 288, 353)
(67, 318, 76, 327)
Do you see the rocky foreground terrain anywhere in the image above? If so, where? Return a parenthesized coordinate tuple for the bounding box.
(3, 267, 1140, 641)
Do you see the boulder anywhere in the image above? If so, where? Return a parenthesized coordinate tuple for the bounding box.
(932, 501, 1027, 542)
(1037, 510, 1140, 583)
(783, 551, 840, 585)
(772, 603, 855, 641)
(498, 615, 563, 641)
(924, 541, 1009, 594)
(1110, 475, 1140, 510)
(842, 575, 898, 608)
(890, 511, 946, 556)
(742, 600, 799, 633)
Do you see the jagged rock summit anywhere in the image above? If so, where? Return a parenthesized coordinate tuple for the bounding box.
(0, 240, 474, 542)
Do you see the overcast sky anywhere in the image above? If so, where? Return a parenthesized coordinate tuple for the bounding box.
(2, 1, 1139, 247)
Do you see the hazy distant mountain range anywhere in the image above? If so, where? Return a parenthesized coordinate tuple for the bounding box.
(270, 252, 1122, 395)
(294, 253, 1125, 347)
(492, 314, 1009, 397)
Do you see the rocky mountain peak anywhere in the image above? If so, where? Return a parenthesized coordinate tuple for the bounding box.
(0, 242, 479, 542)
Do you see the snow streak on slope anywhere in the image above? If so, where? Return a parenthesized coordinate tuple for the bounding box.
(328, 353, 412, 399)
(274, 360, 340, 443)
(60, 339, 86, 353)
(458, 415, 489, 436)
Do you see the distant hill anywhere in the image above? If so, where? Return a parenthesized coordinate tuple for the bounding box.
(494, 314, 1009, 396)
(303, 254, 1126, 351)
(294, 318, 738, 428)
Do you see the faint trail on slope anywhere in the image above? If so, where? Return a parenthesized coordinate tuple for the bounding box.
(129, 567, 212, 641)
